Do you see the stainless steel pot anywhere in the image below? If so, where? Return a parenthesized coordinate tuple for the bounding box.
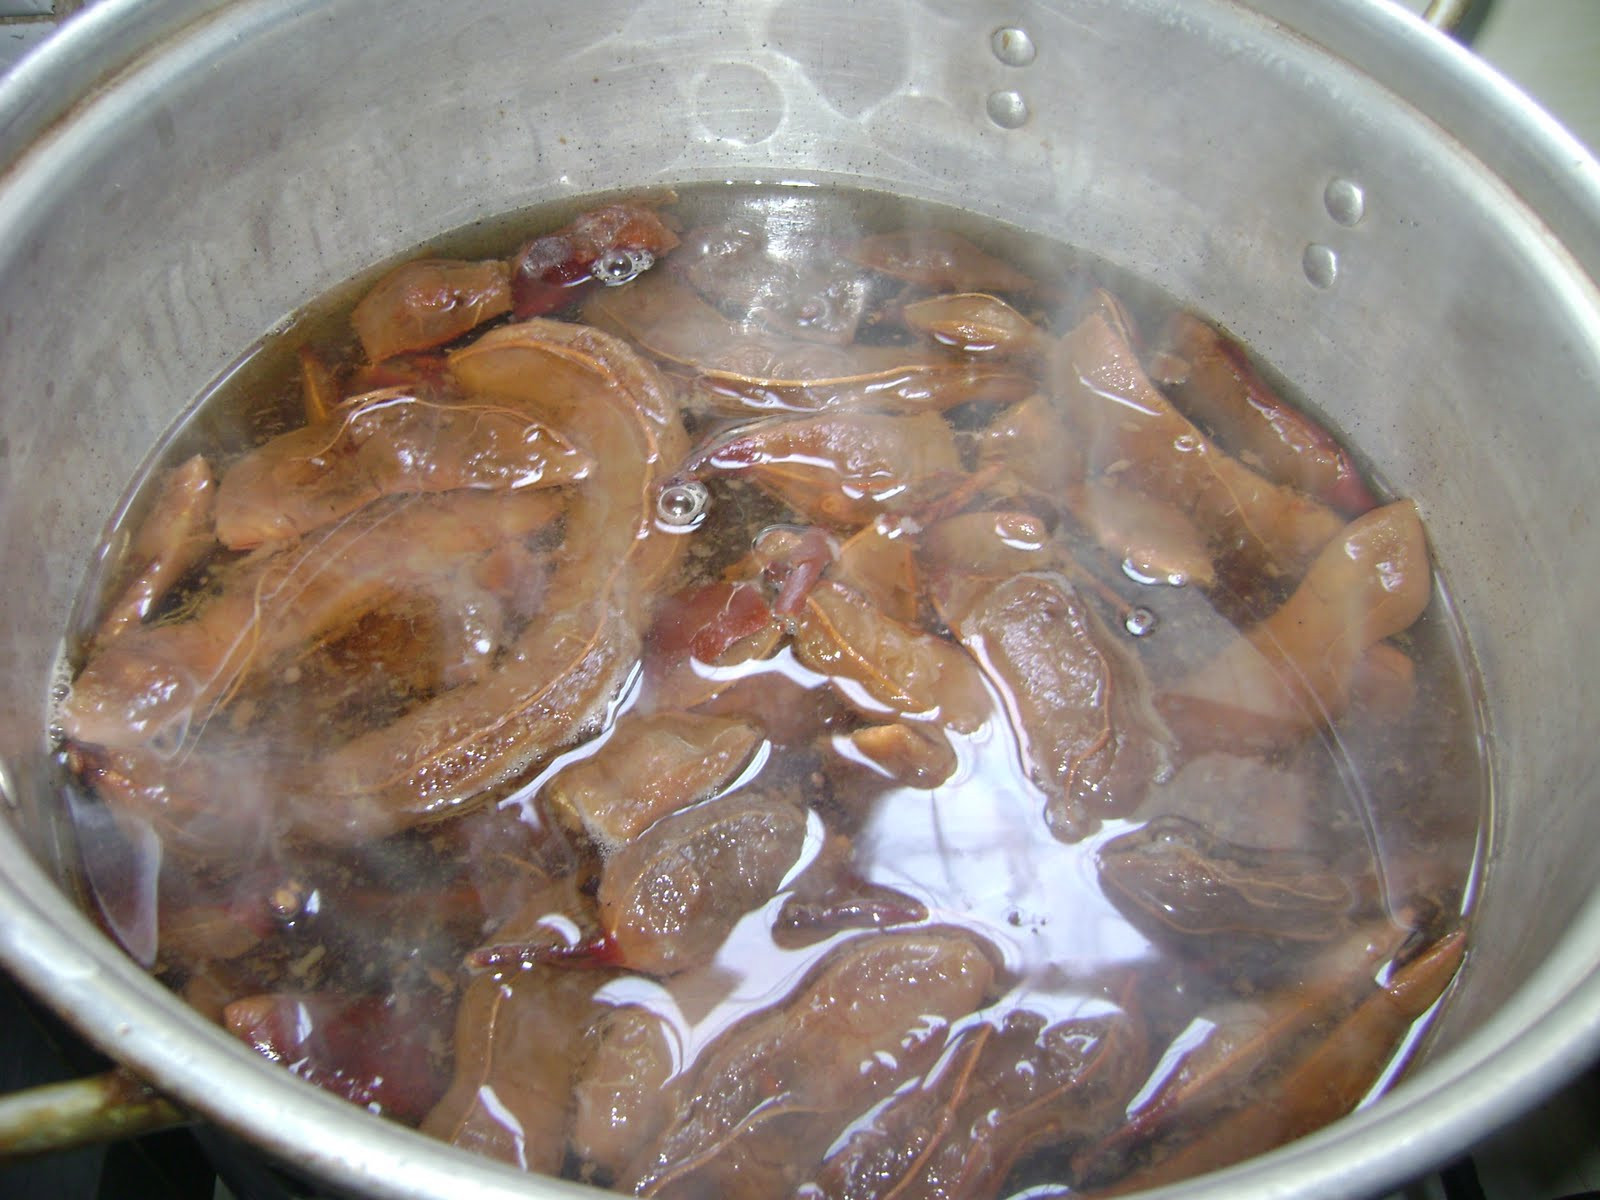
(2, 2, 1599, 1197)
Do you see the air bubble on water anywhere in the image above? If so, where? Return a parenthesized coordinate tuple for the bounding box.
(1124, 558, 1188, 589)
(656, 480, 710, 529)
(1122, 558, 1159, 586)
(793, 295, 835, 329)
(1124, 606, 1158, 637)
(270, 879, 309, 922)
(592, 247, 654, 286)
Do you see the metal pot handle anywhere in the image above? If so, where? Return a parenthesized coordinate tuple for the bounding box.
(1423, 0, 1472, 36)
(0, 1067, 187, 1158)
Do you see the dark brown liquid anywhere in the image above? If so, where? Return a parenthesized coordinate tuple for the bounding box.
(54, 183, 1487, 1196)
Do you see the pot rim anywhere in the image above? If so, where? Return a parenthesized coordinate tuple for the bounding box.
(2, 2, 1599, 1198)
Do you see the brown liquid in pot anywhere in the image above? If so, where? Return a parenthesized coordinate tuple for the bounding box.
(52, 185, 1486, 1196)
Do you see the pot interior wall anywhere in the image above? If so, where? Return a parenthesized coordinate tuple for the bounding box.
(2, 0, 1599, 1196)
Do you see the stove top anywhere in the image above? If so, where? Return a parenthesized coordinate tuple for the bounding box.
(1, 2, 1597, 1198)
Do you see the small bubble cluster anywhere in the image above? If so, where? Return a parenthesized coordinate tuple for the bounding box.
(986, 26, 1034, 129)
(592, 247, 655, 287)
(1301, 177, 1365, 289)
